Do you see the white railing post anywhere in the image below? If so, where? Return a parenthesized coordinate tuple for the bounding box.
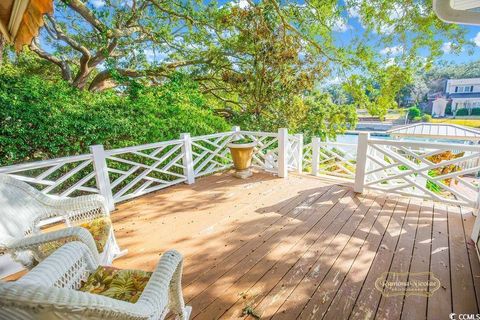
(311, 137, 320, 176)
(296, 133, 303, 174)
(354, 132, 370, 193)
(231, 126, 240, 141)
(90, 145, 115, 211)
(278, 128, 288, 178)
(475, 186, 480, 217)
(180, 133, 195, 184)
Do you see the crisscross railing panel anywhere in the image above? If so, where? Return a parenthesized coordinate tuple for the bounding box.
(317, 142, 357, 179)
(365, 139, 480, 207)
(0, 155, 99, 197)
(287, 135, 301, 172)
(302, 143, 313, 173)
(105, 140, 186, 202)
(191, 132, 235, 177)
(237, 131, 279, 172)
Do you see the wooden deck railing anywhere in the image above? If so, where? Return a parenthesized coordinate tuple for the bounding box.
(1, 128, 479, 209)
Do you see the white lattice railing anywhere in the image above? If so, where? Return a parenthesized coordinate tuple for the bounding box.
(0, 154, 99, 198)
(316, 141, 357, 179)
(191, 132, 235, 178)
(105, 139, 187, 203)
(2, 128, 479, 209)
(287, 134, 303, 173)
(237, 131, 281, 172)
(349, 133, 480, 208)
(0, 127, 300, 209)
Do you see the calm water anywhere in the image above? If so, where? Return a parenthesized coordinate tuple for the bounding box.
(332, 133, 390, 144)
(333, 132, 468, 144)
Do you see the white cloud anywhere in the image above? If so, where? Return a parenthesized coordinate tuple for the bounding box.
(441, 42, 452, 54)
(473, 32, 480, 47)
(345, 1, 360, 18)
(380, 45, 403, 56)
(230, 0, 250, 9)
(323, 76, 343, 86)
(332, 18, 350, 32)
(90, 0, 105, 8)
(385, 57, 396, 67)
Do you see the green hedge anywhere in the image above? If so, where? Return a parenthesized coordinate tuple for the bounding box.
(455, 108, 469, 116)
(445, 104, 452, 115)
(408, 106, 421, 120)
(0, 66, 230, 166)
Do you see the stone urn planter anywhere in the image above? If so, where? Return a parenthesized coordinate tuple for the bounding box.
(227, 139, 257, 179)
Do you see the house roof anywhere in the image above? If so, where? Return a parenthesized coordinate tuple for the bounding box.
(0, 0, 53, 51)
(449, 92, 480, 99)
(387, 123, 480, 141)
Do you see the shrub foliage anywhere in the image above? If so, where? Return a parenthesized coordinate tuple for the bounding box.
(0, 67, 229, 165)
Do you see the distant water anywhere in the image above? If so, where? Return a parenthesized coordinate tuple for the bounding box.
(332, 132, 390, 144)
(333, 132, 469, 144)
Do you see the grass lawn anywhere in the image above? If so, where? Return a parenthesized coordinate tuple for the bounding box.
(431, 118, 480, 128)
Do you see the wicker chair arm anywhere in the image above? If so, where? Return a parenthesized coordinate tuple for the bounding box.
(48, 194, 108, 212)
(35, 194, 109, 226)
(0, 245, 187, 319)
(17, 241, 99, 288)
(7, 227, 100, 264)
(137, 249, 188, 319)
(0, 283, 150, 320)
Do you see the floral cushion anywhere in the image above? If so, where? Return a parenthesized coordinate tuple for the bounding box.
(38, 217, 111, 257)
(80, 217, 112, 253)
(79, 266, 152, 303)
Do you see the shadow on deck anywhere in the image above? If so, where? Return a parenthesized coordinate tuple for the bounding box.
(111, 170, 480, 320)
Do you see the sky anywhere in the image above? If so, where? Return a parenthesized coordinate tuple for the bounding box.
(324, 1, 480, 65)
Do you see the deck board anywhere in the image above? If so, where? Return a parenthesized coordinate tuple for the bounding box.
(427, 203, 452, 319)
(68, 171, 480, 319)
(400, 201, 434, 320)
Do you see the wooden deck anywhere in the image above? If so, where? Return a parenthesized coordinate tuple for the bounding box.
(110, 170, 480, 320)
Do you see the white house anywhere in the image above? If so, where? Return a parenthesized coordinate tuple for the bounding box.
(445, 78, 480, 113)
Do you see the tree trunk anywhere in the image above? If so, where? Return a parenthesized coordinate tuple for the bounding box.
(0, 35, 5, 66)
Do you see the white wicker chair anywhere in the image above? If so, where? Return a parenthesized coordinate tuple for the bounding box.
(0, 173, 125, 267)
(0, 241, 191, 320)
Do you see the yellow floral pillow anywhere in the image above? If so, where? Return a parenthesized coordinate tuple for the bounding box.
(79, 266, 152, 303)
(38, 217, 111, 257)
(80, 217, 112, 253)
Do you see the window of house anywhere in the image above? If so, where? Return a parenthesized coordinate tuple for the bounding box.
(455, 85, 474, 93)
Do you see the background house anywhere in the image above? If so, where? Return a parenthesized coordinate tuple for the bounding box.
(446, 78, 480, 114)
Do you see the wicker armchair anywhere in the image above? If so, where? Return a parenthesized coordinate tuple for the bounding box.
(0, 241, 191, 320)
(0, 174, 125, 267)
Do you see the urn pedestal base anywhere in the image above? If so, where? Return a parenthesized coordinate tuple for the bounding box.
(233, 169, 253, 179)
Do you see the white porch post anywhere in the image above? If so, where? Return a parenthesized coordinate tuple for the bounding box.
(296, 133, 303, 174)
(180, 133, 195, 184)
(278, 128, 288, 178)
(90, 145, 115, 211)
(354, 132, 370, 193)
(311, 137, 320, 176)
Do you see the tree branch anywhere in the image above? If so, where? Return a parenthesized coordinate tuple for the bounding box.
(29, 41, 72, 81)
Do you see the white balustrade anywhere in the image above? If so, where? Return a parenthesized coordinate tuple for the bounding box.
(360, 138, 480, 207)
(105, 139, 187, 203)
(1, 129, 479, 209)
(0, 154, 99, 198)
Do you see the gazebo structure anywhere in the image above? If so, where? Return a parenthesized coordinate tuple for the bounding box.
(0, 0, 52, 50)
(387, 122, 480, 143)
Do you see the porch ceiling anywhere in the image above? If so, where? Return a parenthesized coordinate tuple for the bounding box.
(0, 0, 53, 50)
